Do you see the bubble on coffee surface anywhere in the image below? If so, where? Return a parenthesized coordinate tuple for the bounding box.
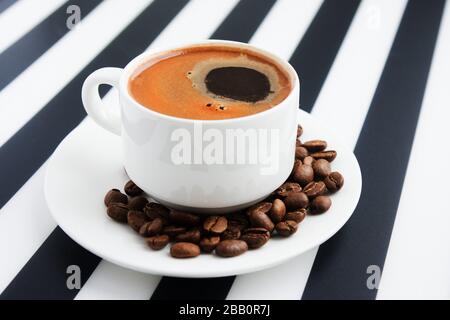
(186, 54, 281, 109)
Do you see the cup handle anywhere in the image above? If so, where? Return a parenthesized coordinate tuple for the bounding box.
(82, 67, 123, 136)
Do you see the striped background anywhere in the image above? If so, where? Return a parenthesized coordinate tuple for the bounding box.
(0, 0, 449, 300)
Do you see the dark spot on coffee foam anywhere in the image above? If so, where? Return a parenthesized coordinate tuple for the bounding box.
(205, 67, 270, 103)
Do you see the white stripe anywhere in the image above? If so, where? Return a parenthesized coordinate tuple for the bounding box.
(377, 1, 450, 300)
(227, 250, 317, 300)
(149, 0, 239, 49)
(74, 0, 240, 300)
(75, 260, 161, 300)
(0, 0, 153, 148)
(0, 0, 67, 54)
(0, 164, 57, 293)
(312, 0, 406, 149)
(227, 0, 407, 300)
(249, 0, 323, 59)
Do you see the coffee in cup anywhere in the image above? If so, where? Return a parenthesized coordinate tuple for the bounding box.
(128, 45, 292, 120)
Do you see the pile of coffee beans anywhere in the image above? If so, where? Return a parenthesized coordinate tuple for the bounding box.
(104, 125, 344, 258)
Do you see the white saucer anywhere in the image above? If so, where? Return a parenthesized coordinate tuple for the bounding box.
(44, 110, 362, 278)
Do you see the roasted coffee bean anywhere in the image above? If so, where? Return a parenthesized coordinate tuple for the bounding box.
(203, 216, 228, 234)
(297, 125, 303, 138)
(215, 240, 248, 257)
(285, 208, 307, 223)
(127, 210, 149, 232)
(296, 139, 302, 147)
(291, 159, 302, 177)
(175, 228, 201, 243)
(124, 180, 143, 197)
(276, 182, 302, 197)
(303, 156, 315, 166)
(276, 220, 298, 237)
(302, 140, 327, 152)
(247, 202, 272, 215)
(170, 242, 200, 258)
(104, 189, 128, 206)
(139, 218, 163, 237)
(169, 210, 200, 226)
(284, 192, 309, 210)
(312, 159, 331, 178)
(128, 196, 149, 211)
(227, 213, 249, 231)
(324, 172, 344, 192)
(162, 225, 187, 238)
(249, 211, 274, 232)
(227, 220, 248, 233)
(144, 202, 170, 220)
(303, 181, 327, 198)
(310, 150, 337, 162)
(269, 199, 286, 223)
(295, 146, 309, 160)
(199, 236, 221, 253)
(240, 228, 270, 249)
(146, 235, 169, 250)
(139, 222, 150, 236)
(106, 203, 128, 223)
(221, 226, 241, 240)
(293, 164, 314, 186)
(310, 195, 332, 214)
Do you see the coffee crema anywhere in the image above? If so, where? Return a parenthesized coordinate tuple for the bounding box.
(128, 45, 292, 120)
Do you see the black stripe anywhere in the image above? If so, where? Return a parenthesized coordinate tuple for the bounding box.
(150, 0, 277, 301)
(151, 277, 236, 300)
(0, 0, 102, 91)
(302, 0, 445, 300)
(0, 0, 189, 300)
(0, 0, 17, 14)
(150, 0, 361, 301)
(289, 0, 361, 112)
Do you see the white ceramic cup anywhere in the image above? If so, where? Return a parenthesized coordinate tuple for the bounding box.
(82, 40, 299, 213)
